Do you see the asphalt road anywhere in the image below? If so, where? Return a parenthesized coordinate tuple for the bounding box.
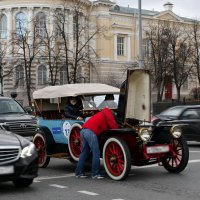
(0, 142, 200, 200)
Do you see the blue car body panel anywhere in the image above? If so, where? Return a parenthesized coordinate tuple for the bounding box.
(38, 118, 84, 144)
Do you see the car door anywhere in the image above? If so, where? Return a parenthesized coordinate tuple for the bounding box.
(179, 108, 200, 142)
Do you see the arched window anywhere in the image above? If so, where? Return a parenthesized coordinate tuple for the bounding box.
(15, 65, 24, 86)
(60, 66, 67, 85)
(38, 65, 47, 85)
(16, 12, 27, 35)
(36, 12, 46, 37)
(114, 5, 120, 11)
(0, 14, 7, 38)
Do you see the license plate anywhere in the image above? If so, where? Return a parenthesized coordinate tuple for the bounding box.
(0, 166, 14, 175)
(146, 146, 169, 154)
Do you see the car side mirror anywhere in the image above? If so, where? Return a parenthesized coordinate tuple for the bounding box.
(24, 106, 33, 114)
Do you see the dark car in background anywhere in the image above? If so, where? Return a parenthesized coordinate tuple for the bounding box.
(151, 105, 200, 142)
(0, 129, 38, 187)
(0, 96, 38, 140)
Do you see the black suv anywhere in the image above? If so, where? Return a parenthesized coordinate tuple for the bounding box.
(152, 105, 200, 142)
(0, 96, 38, 139)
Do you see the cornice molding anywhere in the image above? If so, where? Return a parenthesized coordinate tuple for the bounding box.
(92, 0, 115, 7)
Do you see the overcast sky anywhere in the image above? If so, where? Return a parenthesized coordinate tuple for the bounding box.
(114, 0, 199, 19)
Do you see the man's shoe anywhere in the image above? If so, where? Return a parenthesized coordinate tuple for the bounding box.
(92, 174, 105, 179)
(75, 174, 88, 178)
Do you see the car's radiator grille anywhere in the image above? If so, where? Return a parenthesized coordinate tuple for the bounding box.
(5, 120, 37, 135)
(0, 146, 20, 165)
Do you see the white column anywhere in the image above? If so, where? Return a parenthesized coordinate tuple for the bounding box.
(68, 12, 73, 55)
(28, 7, 34, 43)
(49, 8, 55, 35)
(114, 33, 117, 61)
(6, 8, 13, 55)
(127, 34, 131, 61)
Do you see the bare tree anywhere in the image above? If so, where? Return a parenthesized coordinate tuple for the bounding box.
(12, 17, 42, 106)
(144, 21, 171, 102)
(54, 0, 104, 83)
(40, 22, 62, 86)
(0, 42, 14, 95)
(190, 20, 200, 85)
(145, 21, 193, 101)
(167, 22, 193, 101)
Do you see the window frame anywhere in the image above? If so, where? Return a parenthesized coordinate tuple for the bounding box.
(38, 65, 47, 85)
(15, 65, 24, 87)
(117, 35, 125, 56)
(59, 66, 67, 85)
(36, 12, 47, 37)
(0, 14, 7, 39)
(15, 12, 27, 36)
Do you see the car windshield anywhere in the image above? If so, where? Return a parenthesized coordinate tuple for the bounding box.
(160, 107, 184, 117)
(82, 95, 119, 110)
(0, 99, 25, 114)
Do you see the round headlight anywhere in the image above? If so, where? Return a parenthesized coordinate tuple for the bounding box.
(170, 125, 182, 138)
(139, 128, 151, 142)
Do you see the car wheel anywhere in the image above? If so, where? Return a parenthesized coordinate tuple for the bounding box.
(103, 137, 131, 181)
(68, 123, 82, 162)
(13, 178, 33, 187)
(33, 133, 50, 168)
(161, 136, 189, 173)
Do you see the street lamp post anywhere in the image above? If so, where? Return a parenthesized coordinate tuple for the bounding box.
(138, 0, 143, 68)
(0, 67, 3, 96)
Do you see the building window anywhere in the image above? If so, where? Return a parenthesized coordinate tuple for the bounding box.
(16, 12, 27, 36)
(142, 38, 151, 58)
(73, 15, 78, 40)
(38, 65, 47, 85)
(15, 65, 24, 86)
(60, 67, 67, 85)
(54, 12, 65, 37)
(36, 12, 46, 37)
(0, 14, 7, 39)
(117, 36, 125, 56)
(73, 12, 83, 40)
(182, 77, 188, 90)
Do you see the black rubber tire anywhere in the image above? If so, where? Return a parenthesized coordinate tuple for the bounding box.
(33, 133, 50, 168)
(161, 136, 189, 173)
(13, 178, 33, 187)
(103, 137, 131, 181)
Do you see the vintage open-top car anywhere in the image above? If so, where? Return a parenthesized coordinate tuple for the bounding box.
(32, 69, 189, 180)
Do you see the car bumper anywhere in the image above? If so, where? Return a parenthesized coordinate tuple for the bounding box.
(0, 152, 38, 182)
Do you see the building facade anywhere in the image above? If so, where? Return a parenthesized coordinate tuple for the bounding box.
(0, 0, 197, 105)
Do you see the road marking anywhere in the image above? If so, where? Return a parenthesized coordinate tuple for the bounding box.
(190, 151, 200, 153)
(34, 173, 74, 181)
(77, 190, 99, 196)
(131, 159, 200, 170)
(34, 159, 200, 182)
(189, 159, 200, 163)
(33, 180, 41, 183)
(112, 199, 125, 200)
(49, 184, 68, 189)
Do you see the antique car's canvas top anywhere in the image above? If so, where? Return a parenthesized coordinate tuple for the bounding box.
(33, 83, 120, 99)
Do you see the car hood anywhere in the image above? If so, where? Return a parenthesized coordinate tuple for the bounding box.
(0, 113, 36, 122)
(0, 130, 21, 146)
(155, 114, 178, 121)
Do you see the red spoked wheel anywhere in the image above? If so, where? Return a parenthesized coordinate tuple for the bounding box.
(33, 133, 50, 168)
(161, 136, 189, 173)
(68, 123, 82, 162)
(103, 137, 131, 181)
